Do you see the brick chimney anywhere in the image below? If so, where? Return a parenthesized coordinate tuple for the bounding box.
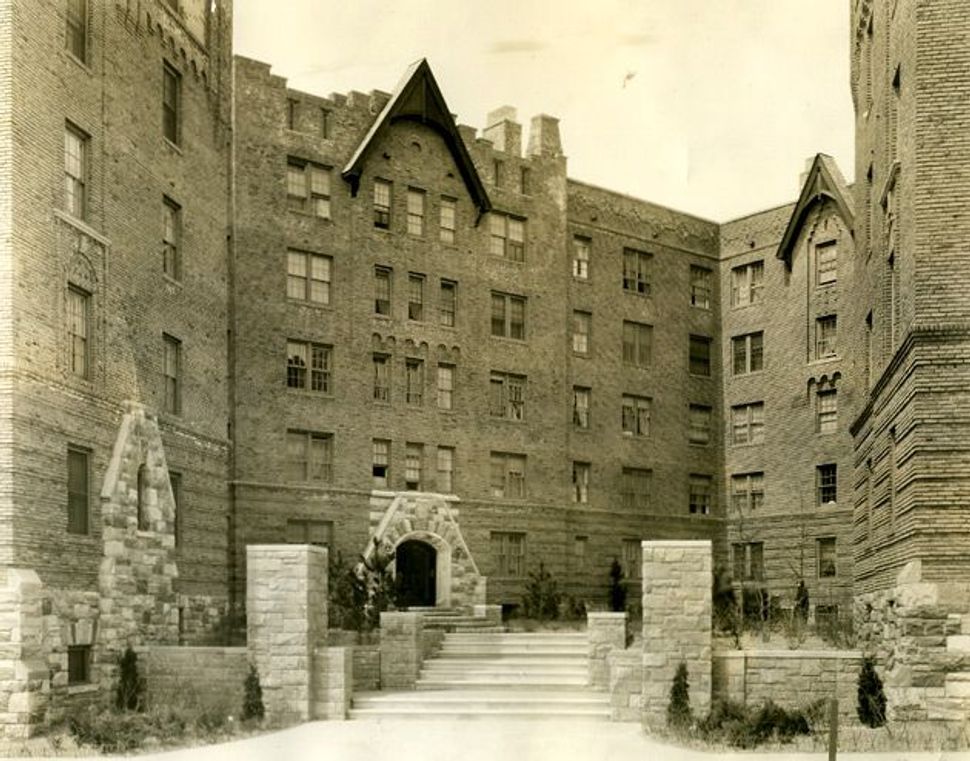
(483, 106, 522, 157)
(527, 114, 562, 158)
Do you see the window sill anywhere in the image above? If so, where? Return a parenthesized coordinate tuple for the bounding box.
(808, 355, 840, 366)
(67, 683, 99, 696)
(815, 282, 838, 290)
(163, 138, 183, 155)
(489, 335, 527, 345)
(491, 256, 526, 265)
(287, 210, 333, 224)
(573, 427, 591, 434)
(622, 289, 651, 299)
(572, 352, 590, 359)
(488, 417, 526, 425)
(730, 303, 763, 311)
(730, 441, 765, 448)
(286, 388, 336, 400)
(63, 50, 94, 76)
(573, 277, 591, 285)
(373, 313, 392, 320)
(287, 298, 333, 311)
(162, 274, 183, 289)
(689, 441, 712, 447)
(731, 370, 764, 378)
(690, 305, 712, 311)
(621, 431, 648, 439)
(53, 209, 110, 246)
(688, 373, 713, 379)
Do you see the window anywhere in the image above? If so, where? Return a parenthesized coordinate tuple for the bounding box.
(67, 645, 91, 685)
(162, 62, 181, 144)
(162, 334, 181, 414)
(690, 265, 711, 309)
(490, 452, 526, 499)
(621, 394, 650, 437)
(731, 402, 765, 445)
(572, 461, 590, 503)
(286, 340, 332, 393)
(816, 389, 837, 434)
(573, 236, 590, 280)
(520, 167, 530, 194)
(689, 474, 712, 515)
(440, 197, 456, 244)
(622, 539, 642, 578)
(372, 354, 390, 402)
(437, 364, 454, 410)
(66, 0, 87, 61)
(287, 250, 332, 304)
(621, 467, 651, 510)
(622, 248, 651, 295)
(491, 531, 525, 576)
(731, 472, 764, 512)
(816, 315, 838, 359)
(817, 464, 838, 505)
(67, 285, 89, 378)
(733, 542, 764, 581)
(731, 260, 764, 307)
(169, 471, 181, 547)
(572, 311, 591, 354)
(67, 446, 89, 534)
(286, 98, 298, 130)
(573, 386, 590, 429)
(689, 335, 712, 376)
(286, 159, 332, 219)
(405, 359, 424, 406)
(816, 241, 837, 286)
(373, 179, 391, 228)
(374, 267, 392, 316)
(489, 214, 525, 261)
(489, 372, 525, 421)
(319, 108, 331, 138)
(817, 537, 837, 578)
(407, 274, 424, 321)
(439, 280, 456, 327)
(490, 292, 526, 340)
(622, 321, 652, 367)
(573, 536, 588, 573)
(162, 197, 181, 280)
(286, 519, 333, 548)
(405, 443, 423, 490)
(64, 123, 87, 219)
(136, 464, 150, 531)
(732, 332, 764, 375)
(372, 439, 390, 488)
(437, 446, 454, 492)
(689, 404, 712, 445)
(407, 188, 425, 236)
(285, 430, 333, 482)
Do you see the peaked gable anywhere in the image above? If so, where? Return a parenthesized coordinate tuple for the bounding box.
(341, 59, 491, 218)
(777, 154, 854, 268)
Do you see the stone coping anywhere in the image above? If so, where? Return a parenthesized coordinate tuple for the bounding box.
(641, 540, 712, 548)
(587, 612, 628, 619)
(714, 649, 862, 660)
(136, 646, 247, 655)
(247, 543, 329, 555)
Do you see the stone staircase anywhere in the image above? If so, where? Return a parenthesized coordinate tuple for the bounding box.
(350, 630, 610, 720)
(410, 606, 504, 633)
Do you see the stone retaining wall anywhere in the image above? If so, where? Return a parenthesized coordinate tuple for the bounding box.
(588, 612, 627, 689)
(139, 646, 248, 711)
(380, 612, 422, 689)
(608, 649, 642, 722)
(311, 647, 352, 719)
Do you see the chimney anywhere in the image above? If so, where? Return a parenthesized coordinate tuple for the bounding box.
(527, 114, 562, 158)
(483, 106, 522, 157)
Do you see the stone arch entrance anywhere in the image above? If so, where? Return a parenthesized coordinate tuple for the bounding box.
(396, 538, 437, 607)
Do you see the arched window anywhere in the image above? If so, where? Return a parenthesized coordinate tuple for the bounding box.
(136, 464, 149, 531)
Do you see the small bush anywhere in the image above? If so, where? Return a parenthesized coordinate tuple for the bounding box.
(697, 698, 821, 749)
(608, 559, 626, 613)
(242, 665, 265, 722)
(666, 662, 691, 731)
(521, 562, 561, 620)
(114, 646, 144, 712)
(794, 580, 810, 622)
(857, 656, 887, 728)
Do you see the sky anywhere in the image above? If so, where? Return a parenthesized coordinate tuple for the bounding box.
(233, 1, 855, 223)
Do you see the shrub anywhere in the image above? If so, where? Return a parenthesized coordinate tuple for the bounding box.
(242, 665, 265, 722)
(114, 646, 144, 712)
(794, 580, 810, 622)
(608, 559, 626, 613)
(697, 697, 820, 749)
(857, 656, 887, 728)
(328, 541, 403, 633)
(666, 661, 692, 731)
(522, 562, 561, 620)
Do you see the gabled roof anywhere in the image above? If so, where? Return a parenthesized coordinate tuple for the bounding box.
(341, 59, 491, 218)
(776, 154, 854, 267)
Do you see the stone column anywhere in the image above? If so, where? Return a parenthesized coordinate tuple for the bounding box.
(588, 611, 627, 689)
(641, 540, 712, 732)
(380, 611, 423, 689)
(0, 570, 48, 739)
(312, 647, 352, 719)
(246, 544, 328, 724)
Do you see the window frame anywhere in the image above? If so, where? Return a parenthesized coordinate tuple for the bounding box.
(162, 61, 181, 146)
(65, 0, 88, 62)
(731, 472, 765, 512)
(815, 315, 838, 360)
(439, 196, 457, 244)
(817, 537, 837, 578)
(621, 394, 651, 437)
(436, 446, 455, 493)
(286, 249, 332, 305)
(689, 334, 713, 377)
(688, 404, 712, 445)
(621, 321, 652, 368)
(372, 353, 390, 403)
(731, 402, 765, 445)
(689, 474, 713, 515)
(372, 439, 390, 488)
(620, 467, 651, 510)
(572, 461, 590, 504)
(817, 463, 838, 505)
(690, 265, 712, 309)
(162, 334, 181, 415)
(64, 122, 88, 220)
(489, 452, 526, 500)
(162, 196, 181, 280)
(404, 442, 423, 490)
(406, 187, 425, 236)
(816, 389, 838, 434)
(816, 241, 838, 287)
(374, 266, 392, 316)
(407, 273, 425, 322)
(490, 291, 526, 340)
(572, 310, 591, 355)
(622, 248, 651, 296)
(489, 371, 526, 421)
(67, 284, 90, 379)
(730, 260, 764, 307)
(436, 363, 455, 410)
(732, 331, 764, 375)
(286, 159, 332, 219)
(572, 236, 590, 280)
(438, 279, 456, 327)
(572, 386, 590, 429)
(405, 358, 424, 406)
(67, 445, 90, 535)
(489, 213, 526, 262)
(373, 178, 392, 229)
(285, 429, 334, 483)
(286, 339, 333, 394)
(67, 644, 92, 685)
(491, 531, 526, 577)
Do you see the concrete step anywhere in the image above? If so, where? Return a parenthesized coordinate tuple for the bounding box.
(422, 662, 587, 675)
(354, 690, 608, 711)
(348, 706, 610, 720)
(416, 677, 589, 690)
(438, 646, 588, 657)
(444, 632, 587, 641)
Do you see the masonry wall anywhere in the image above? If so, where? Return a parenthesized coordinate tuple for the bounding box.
(139, 645, 247, 710)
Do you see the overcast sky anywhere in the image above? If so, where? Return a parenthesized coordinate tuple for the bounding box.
(233, 1, 855, 222)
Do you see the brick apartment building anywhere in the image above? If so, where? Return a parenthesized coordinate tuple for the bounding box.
(0, 0, 966, 723)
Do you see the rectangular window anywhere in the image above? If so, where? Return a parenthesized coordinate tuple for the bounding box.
(286, 340, 332, 393)
(162, 62, 181, 144)
(287, 250, 331, 304)
(689, 335, 712, 376)
(67, 285, 89, 378)
(162, 197, 181, 280)
(816, 315, 838, 359)
(689, 404, 712, 445)
(373, 179, 391, 228)
(621, 467, 651, 510)
(437, 364, 454, 410)
(286, 518, 333, 548)
(374, 266, 392, 316)
(689, 474, 713, 515)
(490, 292, 526, 340)
(67, 645, 91, 685)
(309, 165, 331, 219)
(163, 334, 181, 414)
(733, 542, 765, 581)
(372, 439, 390, 488)
(286, 160, 306, 211)
(572, 311, 591, 354)
(439, 196, 456, 243)
(621, 394, 651, 437)
(489, 452, 526, 499)
(491, 531, 525, 576)
(731, 472, 765, 512)
(817, 464, 838, 505)
(437, 446, 454, 493)
(67, 446, 89, 534)
(690, 265, 712, 309)
(311, 344, 334, 391)
(405, 359, 424, 406)
(731, 260, 764, 307)
(407, 188, 425, 236)
(573, 535, 588, 573)
(573, 236, 590, 280)
(286, 160, 331, 219)
(319, 108, 330, 138)
(520, 167, 530, 195)
(439, 279, 456, 327)
(732, 332, 764, 375)
(573, 386, 590, 429)
(372, 354, 390, 402)
(285, 430, 333, 482)
(64, 122, 87, 219)
(489, 214, 526, 261)
(405, 443, 423, 490)
(816, 241, 838, 286)
(408, 273, 425, 321)
(169, 470, 181, 547)
(572, 461, 590, 504)
(622, 248, 651, 295)
(622, 539, 642, 578)
(817, 389, 837, 434)
(489, 372, 526, 421)
(286, 98, 298, 130)
(66, 0, 87, 61)
(817, 537, 837, 578)
(622, 321, 652, 367)
(731, 402, 765, 445)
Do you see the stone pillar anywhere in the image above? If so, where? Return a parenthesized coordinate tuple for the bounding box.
(380, 611, 423, 689)
(312, 647, 352, 720)
(473, 604, 502, 626)
(588, 611, 627, 689)
(641, 540, 712, 732)
(0, 570, 48, 739)
(246, 544, 328, 724)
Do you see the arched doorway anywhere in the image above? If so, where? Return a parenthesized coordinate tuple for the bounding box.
(396, 539, 437, 608)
